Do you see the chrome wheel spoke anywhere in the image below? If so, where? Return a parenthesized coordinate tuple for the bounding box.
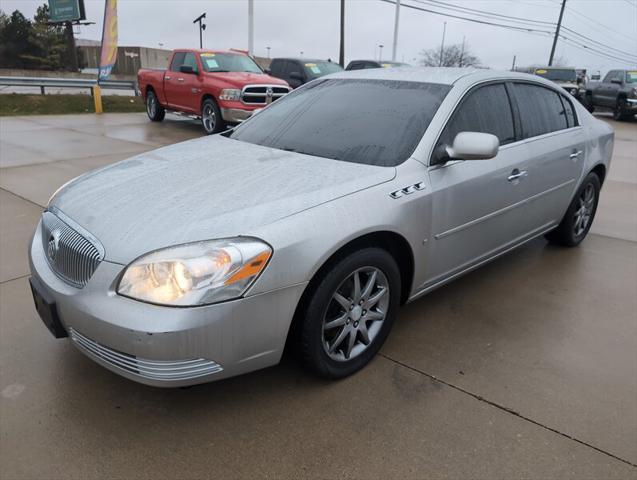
(328, 328, 349, 354)
(365, 286, 387, 309)
(361, 270, 377, 301)
(324, 313, 348, 331)
(358, 321, 371, 345)
(352, 271, 361, 302)
(333, 292, 351, 310)
(365, 309, 385, 322)
(344, 330, 356, 359)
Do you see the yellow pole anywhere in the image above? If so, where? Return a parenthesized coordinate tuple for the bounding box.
(93, 85, 103, 114)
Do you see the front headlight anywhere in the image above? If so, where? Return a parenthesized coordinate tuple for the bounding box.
(219, 89, 241, 101)
(117, 238, 271, 306)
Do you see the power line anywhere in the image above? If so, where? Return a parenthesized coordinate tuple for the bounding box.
(559, 35, 637, 64)
(561, 26, 637, 60)
(563, 6, 637, 44)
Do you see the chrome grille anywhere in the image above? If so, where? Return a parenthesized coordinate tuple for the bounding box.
(70, 328, 224, 381)
(41, 209, 104, 288)
(241, 85, 290, 105)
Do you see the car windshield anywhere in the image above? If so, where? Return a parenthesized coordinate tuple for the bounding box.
(534, 68, 577, 82)
(303, 61, 344, 79)
(201, 53, 262, 73)
(228, 79, 451, 167)
(626, 71, 637, 83)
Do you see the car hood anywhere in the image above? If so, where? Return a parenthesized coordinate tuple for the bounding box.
(51, 136, 395, 264)
(206, 71, 289, 89)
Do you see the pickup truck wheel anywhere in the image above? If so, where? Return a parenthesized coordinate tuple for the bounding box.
(146, 90, 165, 122)
(201, 98, 225, 135)
(613, 98, 628, 121)
(585, 93, 595, 113)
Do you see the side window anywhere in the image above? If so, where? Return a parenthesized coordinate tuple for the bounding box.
(170, 52, 186, 71)
(364, 62, 379, 69)
(349, 62, 363, 71)
(560, 95, 577, 128)
(512, 83, 568, 138)
(603, 70, 617, 83)
(183, 53, 199, 73)
(437, 83, 515, 153)
(269, 60, 283, 76)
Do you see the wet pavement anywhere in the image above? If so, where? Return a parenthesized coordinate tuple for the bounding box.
(1, 113, 636, 478)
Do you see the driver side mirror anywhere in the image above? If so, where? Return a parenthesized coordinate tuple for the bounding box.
(446, 132, 500, 161)
(179, 65, 196, 74)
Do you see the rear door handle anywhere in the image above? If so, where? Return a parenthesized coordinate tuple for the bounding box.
(165, 76, 171, 80)
(570, 150, 583, 159)
(177, 78, 185, 82)
(508, 169, 528, 182)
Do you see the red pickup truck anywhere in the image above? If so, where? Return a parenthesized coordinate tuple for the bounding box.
(138, 49, 290, 134)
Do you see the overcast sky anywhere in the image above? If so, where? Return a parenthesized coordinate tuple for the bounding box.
(2, 0, 636, 73)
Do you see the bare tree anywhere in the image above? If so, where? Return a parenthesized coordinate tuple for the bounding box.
(419, 43, 481, 68)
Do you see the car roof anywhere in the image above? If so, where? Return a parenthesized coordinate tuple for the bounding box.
(173, 49, 246, 56)
(326, 67, 561, 87)
(272, 58, 334, 63)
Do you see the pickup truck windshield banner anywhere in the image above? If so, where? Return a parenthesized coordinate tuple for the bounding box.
(98, 0, 118, 80)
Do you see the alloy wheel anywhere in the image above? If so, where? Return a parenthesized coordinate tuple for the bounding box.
(147, 93, 157, 118)
(322, 267, 389, 361)
(202, 104, 216, 133)
(573, 182, 595, 237)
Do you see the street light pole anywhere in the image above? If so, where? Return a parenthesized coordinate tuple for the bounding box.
(266, 46, 271, 59)
(549, 0, 566, 66)
(379, 44, 384, 61)
(339, 0, 345, 67)
(193, 13, 206, 49)
(248, 0, 254, 56)
(391, 0, 400, 61)
(439, 21, 447, 67)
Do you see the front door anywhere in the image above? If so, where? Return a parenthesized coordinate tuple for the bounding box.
(424, 82, 535, 286)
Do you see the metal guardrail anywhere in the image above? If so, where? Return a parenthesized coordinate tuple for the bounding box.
(0, 76, 138, 95)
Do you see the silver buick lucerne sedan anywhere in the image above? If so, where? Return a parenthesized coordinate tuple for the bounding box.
(29, 68, 613, 386)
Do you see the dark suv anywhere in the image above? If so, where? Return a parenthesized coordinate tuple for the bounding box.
(267, 58, 343, 88)
(346, 60, 410, 70)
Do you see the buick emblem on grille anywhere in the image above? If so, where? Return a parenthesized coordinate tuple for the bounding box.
(47, 229, 61, 261)
(265, 87, 274, 104)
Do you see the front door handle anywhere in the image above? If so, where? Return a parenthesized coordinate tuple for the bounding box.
(177, 78, 185, 82)
(508, 169, 528, 182)
(570, 150, 583, 159)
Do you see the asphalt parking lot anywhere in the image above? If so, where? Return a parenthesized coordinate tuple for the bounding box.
(1, 112, 636, 479)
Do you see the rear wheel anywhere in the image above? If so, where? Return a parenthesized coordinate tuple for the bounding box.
(545, 172, 600, 247)
(299, 248, 401, 379)
(584, 93, 595, 113)
(145, 90, 165, 122)
(201, 98, 225, 135)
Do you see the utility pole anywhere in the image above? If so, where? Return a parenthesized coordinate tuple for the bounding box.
(549, 0, 566, 66)
(392, 0, 401, 61)
(439, 22, 447, 67)
(511, 55, 517, 71)
(64, 21, 79, 72)
(339, 0, 345, 67)
(459, 35, 465, 67)
(193, 13, 206, 49)
(248, 0, 254, 56)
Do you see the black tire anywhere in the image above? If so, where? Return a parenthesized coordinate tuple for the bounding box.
(545, 172, 601, 247)
(201, 98, 225, 135)
(613, 98, 628, 121)
(299, 247, 401, 379)
(145, 89, 165, 122)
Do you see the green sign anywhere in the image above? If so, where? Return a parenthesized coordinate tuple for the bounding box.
(48, 0, 85, 23)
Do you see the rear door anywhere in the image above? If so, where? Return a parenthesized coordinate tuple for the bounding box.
(426, 82, 536, 283)
(510, 82, 586, 229)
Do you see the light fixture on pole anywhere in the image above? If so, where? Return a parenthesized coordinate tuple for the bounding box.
(193, 13, 206, 49)
(266, 46, 271, 58)
(378, 44, 384, 61)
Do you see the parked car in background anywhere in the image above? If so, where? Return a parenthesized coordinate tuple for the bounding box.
(138, 49, 290, 134)
(346, 60, 411, 70)
(30, 68, 613, 387)
(533, 67, 584, 101)
(585, 69, 637, 121)
(267, 58, 343, 88)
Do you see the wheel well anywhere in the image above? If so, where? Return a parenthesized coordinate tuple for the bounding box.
(201, 94, 216, 106)
(145, 85, 155, 96)
(284, 231, 414, 354)
(591, 164, 606, 185)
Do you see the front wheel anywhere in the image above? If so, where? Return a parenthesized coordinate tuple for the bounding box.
(545, 172, 601, 247)
(299, 248, 401, 379)
(201, 98, 225, 135)
(613, 98, 629, 121)
(145, 90, 165, 122)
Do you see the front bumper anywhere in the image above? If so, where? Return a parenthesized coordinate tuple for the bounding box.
(29, 220, 306, 387)
(220, 107, 254, 123)
(625, 98, 637, 113)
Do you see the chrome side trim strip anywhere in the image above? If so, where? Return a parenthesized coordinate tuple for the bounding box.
(434, 179, 575, 240)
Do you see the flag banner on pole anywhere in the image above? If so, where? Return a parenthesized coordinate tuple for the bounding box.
(98, 0, 118, 80)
